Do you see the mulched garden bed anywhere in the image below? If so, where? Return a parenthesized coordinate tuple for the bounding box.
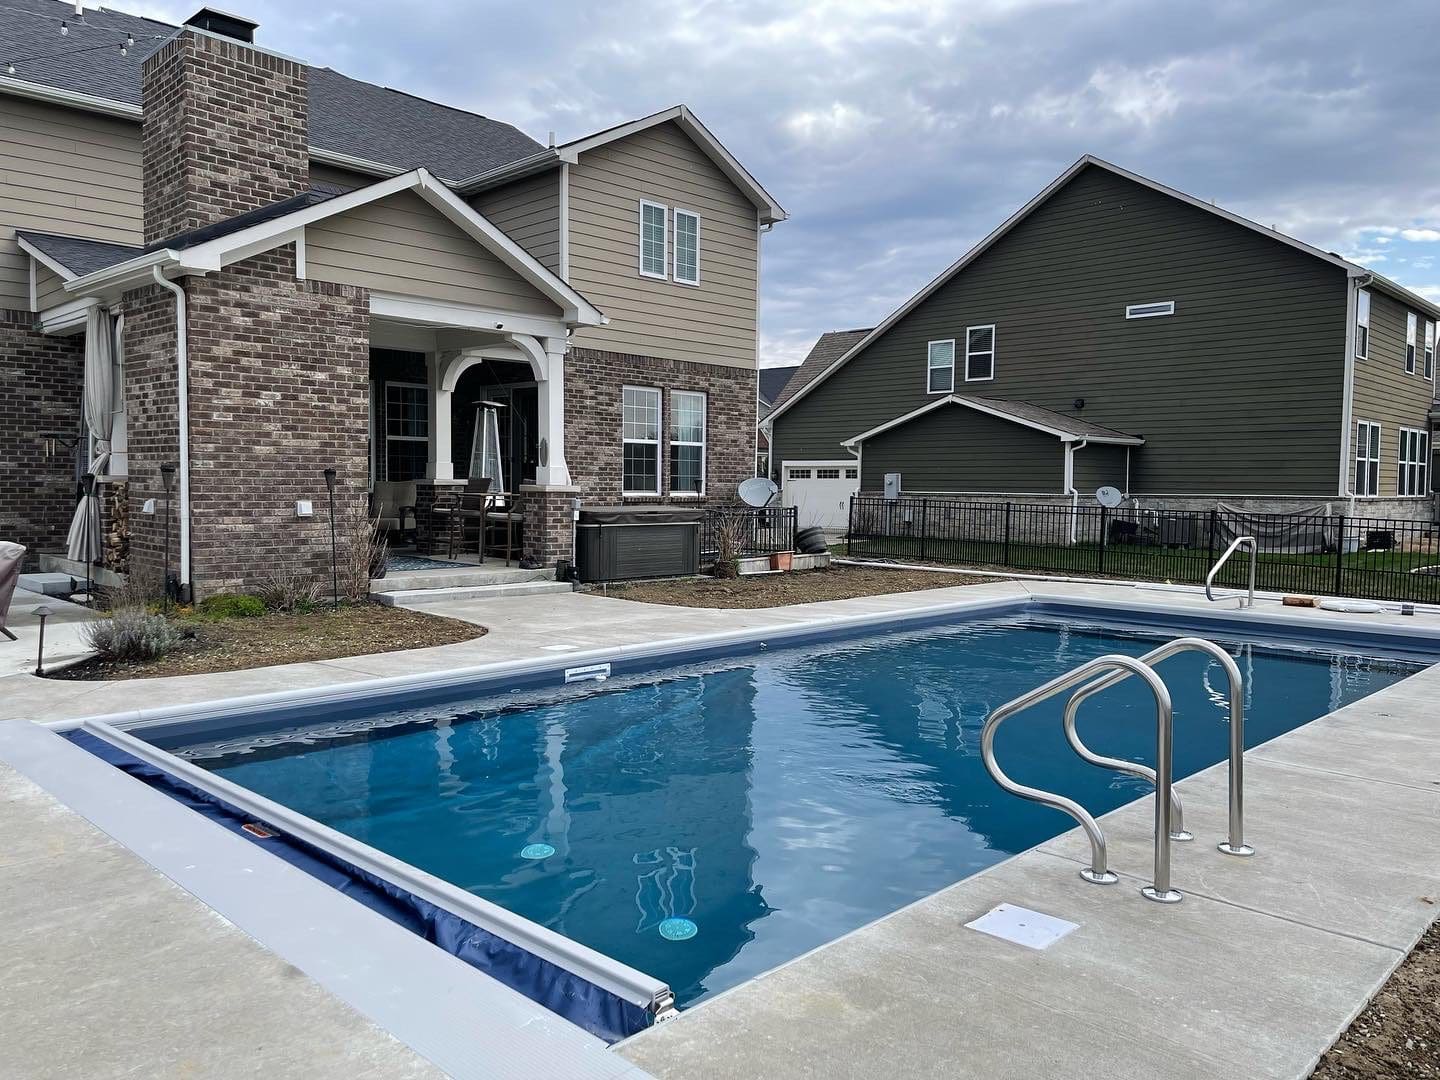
(48, 603, 485, 680)
(595, 565, 1003, 609)
(1311, 915, 1440, 1078)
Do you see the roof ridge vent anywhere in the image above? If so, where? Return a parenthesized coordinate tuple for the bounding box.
(183, 7, 258, 43)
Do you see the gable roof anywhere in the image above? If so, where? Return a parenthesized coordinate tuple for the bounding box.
(16, 232, 142, 278)
(844, 395, 1144, 447)
(758, 365, 802, 407)
(765, 155, 1440, 428)
(60, 168, 605, 325)
(0, 0, 544, 181)
(767, 328, 872, 414)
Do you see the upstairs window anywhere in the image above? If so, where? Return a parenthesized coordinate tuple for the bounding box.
(639, 200, 667, 279)
(1355, 420, 1380, 497)
(673, 209, 701, 286)
(622, 386, 662, 493)
(927, 339, 955, 393)
(965, 324, 996, 382)
(1406, 312, 1418, 374)
(1426, 319, 1435, 380)
(1355, 289, 1371, 359)
(1399, 428, 1430, 496)
(669, 390, 706, 494)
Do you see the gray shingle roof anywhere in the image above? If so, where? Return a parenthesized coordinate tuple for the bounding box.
(16, 231, 142, 276)
(768, 329, 872, 413)
(950, 396, 1143, 442)
(0, 0, 544, 180)
(758, 364, 801, 407)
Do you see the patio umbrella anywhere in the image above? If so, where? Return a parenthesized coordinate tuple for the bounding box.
(65, 307, 116, 566)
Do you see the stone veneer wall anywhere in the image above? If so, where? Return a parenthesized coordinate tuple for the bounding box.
(141, 30, 308, 243)
(0, 309, 84, 567)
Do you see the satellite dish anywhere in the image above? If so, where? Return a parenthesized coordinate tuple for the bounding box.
(738, 476, 780, 507)
(1095, 485, 1124, 508)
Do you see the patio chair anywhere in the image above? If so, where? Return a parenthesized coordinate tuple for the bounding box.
(0, 541, 25, 642)
(483, 496, 525, 566)
(431, 479, 493, 559)
(370, 480, 418, 544)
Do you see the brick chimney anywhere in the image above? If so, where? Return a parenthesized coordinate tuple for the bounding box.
(141, 10, 308, 244)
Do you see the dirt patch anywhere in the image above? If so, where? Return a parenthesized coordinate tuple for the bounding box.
(595, 565, 1004, 609)
(1311, 914, 1440, 1078)
(49, 604, 485, 681)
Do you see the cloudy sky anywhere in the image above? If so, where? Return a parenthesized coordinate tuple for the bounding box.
(133, 0, 1440, 366)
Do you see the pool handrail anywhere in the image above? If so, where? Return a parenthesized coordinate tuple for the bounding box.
(1206, 535, 1258, 608)
(981, 652, 1181, 903)
(1062, 636, 1253, 858)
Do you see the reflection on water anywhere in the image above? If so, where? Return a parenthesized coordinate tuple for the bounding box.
(195, 616, 1418, 1007)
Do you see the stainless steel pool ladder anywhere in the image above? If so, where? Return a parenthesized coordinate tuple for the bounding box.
(980, 637, 1253, 906)
(1206, 535, 1257, 607)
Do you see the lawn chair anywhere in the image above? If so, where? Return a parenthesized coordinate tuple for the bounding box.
(370, 480, 418, 545)
(0, 541, 25, 642)
(431, 479, 493, 559)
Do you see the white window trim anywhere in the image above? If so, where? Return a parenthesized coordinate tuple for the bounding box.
(926, 338, 956, 395)
(672, 208, 701, 287)
(669, 389, 707, 496)
(383, 380, 430, 482)
(1355, 419, 1381, 497)
(1125, 301, 1176, 319)
(1405, 312, 1418, 375)
(638, 199, 668, 280)
(1355, 289, 1370, 361)
(621, 384, 662, 495)
(1425, 319, 1436, 382)
(1398, 426, 1430, 497)
(964, 324, 996, 383)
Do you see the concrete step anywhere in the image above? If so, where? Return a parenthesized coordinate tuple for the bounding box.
(370, 566, 551, 593)
(373, 580, 574, 606)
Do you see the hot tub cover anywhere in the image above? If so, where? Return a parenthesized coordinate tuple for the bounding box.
(577, 506, 705, 525)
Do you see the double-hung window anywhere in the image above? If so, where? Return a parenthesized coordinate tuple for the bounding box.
(669, 390, 706, 494)
(1399, 428, 1430, 497)
(965, 324, 996, 382)
(384, 382, 429, 481)
(1406, 312, 1418, 374)
(1355, 289, 1371, 360)
(639, 200, 668, 279)
(927, 339, 955, 393)
(673, 209, 700, 286)
(1355, 420, 1381, 497)
(1426, 320, 1436, 380)
(622, 386, 662, 494)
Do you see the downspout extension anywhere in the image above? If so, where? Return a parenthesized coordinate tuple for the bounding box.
(1064, 438, 1089, 544)
(152, 267, 191, 598)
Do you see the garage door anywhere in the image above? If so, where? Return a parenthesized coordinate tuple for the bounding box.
(782, 460, 859, 530)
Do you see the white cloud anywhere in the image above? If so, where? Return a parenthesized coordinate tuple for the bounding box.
(1401, 228, 1440, 242)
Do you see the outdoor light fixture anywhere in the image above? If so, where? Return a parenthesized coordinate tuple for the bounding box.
(323, 468, 339, 609)
(32, 605, 53, 676)
(160, 462, 176, 612)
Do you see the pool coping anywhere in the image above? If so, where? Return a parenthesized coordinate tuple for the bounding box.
(5, 582, 1440, 1078)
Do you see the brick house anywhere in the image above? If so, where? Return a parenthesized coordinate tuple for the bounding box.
(0, 3, 784, 597)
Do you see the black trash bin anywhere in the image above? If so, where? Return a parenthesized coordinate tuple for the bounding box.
(575, 506, 705, 583)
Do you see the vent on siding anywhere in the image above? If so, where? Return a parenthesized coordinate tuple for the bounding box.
(1125, 301, 1176, 320)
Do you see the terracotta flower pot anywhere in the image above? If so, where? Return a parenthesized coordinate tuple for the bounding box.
(771, 551, 794, 572)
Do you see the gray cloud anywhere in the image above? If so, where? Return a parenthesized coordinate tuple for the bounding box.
(140, 0, 1440, 362)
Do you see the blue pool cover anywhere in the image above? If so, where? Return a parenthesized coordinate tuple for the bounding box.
(65, 729, 652, 1043)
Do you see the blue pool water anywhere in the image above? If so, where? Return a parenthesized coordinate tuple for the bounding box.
(177, 614, 1420, 1008)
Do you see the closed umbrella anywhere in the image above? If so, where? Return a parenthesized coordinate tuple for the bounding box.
(65, 307, 116, 573)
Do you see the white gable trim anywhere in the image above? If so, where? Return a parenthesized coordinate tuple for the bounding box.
(842, 395, 1144, 447)
(15, 236, 79, 282)
(64, 169, 606, 325)
(765, 155, 1413, 428)
(556, 105, 787, 225)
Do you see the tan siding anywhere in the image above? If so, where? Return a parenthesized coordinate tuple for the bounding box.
(469, 170, 561, 275)
(34, 264, 68, 310)
(304, 190, 557, 315)
(567, 121, 758, 369)
(0, 96, 143, 309)
(1351, 289, 1435, 498)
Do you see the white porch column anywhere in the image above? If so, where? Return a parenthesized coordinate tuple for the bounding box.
(427, 351, 455, 481)
(534, 336, 571, 486)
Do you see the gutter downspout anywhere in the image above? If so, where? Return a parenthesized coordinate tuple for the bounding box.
(1064, 438, 1088, 544)
(152, 267, 191, 596)
(1340, 271, 1372, 517)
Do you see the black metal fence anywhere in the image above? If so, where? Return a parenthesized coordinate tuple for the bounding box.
(847, 494, 1440, 604)
(701, 505, 798, 560)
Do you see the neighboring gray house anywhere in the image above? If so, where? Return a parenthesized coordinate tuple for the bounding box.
(763, 156, 1439, 530)
(0, 2, 784, 594)
(755, 362, 801, 475)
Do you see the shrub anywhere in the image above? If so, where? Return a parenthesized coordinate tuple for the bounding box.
(257, 563, 324, 613)
(196, 593, 265, 619)
(82, 608, 181, 663)
(340, 497, 388, 603)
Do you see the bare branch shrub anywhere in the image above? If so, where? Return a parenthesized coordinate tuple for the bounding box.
(340, 497, 388, 603)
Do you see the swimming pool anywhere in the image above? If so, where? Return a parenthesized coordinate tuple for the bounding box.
(109, 604, 1424, 1026)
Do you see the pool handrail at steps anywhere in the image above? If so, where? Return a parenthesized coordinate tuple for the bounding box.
(981, 653, 1183, 903)
(1062, 636, 1254, 858)
(1206, 535, 1258, 608)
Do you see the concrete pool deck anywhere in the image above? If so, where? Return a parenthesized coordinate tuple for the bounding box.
(1, 578, 1438, 1078)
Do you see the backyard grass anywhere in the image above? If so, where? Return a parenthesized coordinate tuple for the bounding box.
(1311, 913, 1439, 1078)
(595, 565, 1002, 608)
(50, 603, 484, 680)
